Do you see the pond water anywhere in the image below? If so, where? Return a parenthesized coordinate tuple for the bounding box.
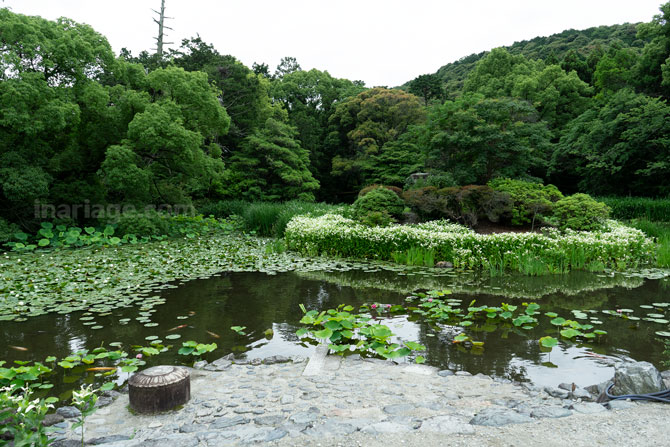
(2, 268, 670, 398)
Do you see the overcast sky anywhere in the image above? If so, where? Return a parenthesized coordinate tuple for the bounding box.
(4, 0, 665, 87)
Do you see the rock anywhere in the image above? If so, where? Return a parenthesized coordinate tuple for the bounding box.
(280, 395, 294, 405)
(265, 429, 288, 442)
(289, 411, 320, 425)
(558, 382, 575, 391)
(530, 406, 573, 419)
(419, 415, 474, 434)
(87, 434, 132, 444)
(193, 360, 208, 369)
(361, 421, 414, 434)
(383, 404, 415, 415)
(610, 361, 664, 397)
(56, 406, 81, 419)
(262, 355, 290, 365)
(42, 413, 65, 427)
(470, 408, 533, 426)
(544, 386, 570, 399)
(571, 402, 606, 414)
(94, 397, 114, 408)
(570, 387, 593, 401)
(136, 434, 200, 446)
(435, 261, 453, 269)
(304, 419, 357, 437)
(179, 423, 206, 434)
(204, 358, 232, 371)
(585, 381, 611, 397)
(606, 400, 636, 410)
(437, 369, 454, 377)
(454, 371, 472, 376)
(254, 415, 285, 426)
(52, 441, 82, 447)
(209, 415, 250, 430)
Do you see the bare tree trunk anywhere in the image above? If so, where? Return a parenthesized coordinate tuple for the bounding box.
(153, 0, 173, 57)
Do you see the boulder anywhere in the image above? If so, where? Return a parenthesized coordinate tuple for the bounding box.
(610, 361, 664, 397)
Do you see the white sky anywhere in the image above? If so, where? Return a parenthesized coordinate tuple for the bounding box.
(3, 0, 664, 87)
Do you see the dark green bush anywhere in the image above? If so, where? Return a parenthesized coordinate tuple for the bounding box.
(402, 185, 511, 227)
(197, 200, 249, 218)
(598, 197, 670, 222)
(358, 211, 393, 227)
(109, 210, 171, 237)
(0, 218, 19, 245)
(358, 184, 403, 198)
(553, 194, 610, 231)
(488, 178, 563, 226)
(353, 188, 405, 222)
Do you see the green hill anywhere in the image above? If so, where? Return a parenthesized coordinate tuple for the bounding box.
(423, 23, 646, 94)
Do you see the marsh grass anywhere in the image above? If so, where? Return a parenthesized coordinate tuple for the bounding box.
(392, 247, 435, 267)
(628, 219, 670, 268)
(599, 197, 670, 221)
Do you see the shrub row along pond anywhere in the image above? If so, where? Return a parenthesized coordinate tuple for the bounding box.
(285, 214, 655, 274)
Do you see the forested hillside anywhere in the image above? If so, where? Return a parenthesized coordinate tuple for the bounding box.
(425, 23, 646, 96)
(2, 2, 670, 237)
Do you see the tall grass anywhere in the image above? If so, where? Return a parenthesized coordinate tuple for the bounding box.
(198, 200, 347, 237)
(628, 219, 670, 268)
(599, 197, 670, 222)
(392, 247, 435, 267)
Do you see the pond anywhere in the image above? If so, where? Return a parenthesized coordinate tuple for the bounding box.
(2, 267, 670, 399)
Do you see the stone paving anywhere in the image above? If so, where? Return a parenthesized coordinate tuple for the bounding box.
(48, 354, 646, 446)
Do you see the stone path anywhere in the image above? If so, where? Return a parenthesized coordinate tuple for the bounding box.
(48, 354, 670, 447)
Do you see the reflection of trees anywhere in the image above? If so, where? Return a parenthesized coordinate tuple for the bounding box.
(297, 269, 645, 300)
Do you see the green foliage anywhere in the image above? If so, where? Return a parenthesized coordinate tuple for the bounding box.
(408, 73, 443, 103)
(598, 197, 670, 221)
(392, 247, 436, 267)
(552, 194, 610, 231)
(178, 341, 218, 357)
(297, 304, 426, 360)
(225, 118, 319, 202)
(422, 93, 552, 184)
(0, 218, 19, 245)
(358, 184, 403, 198)
(488, 178, 563, 226)
(352, 188, 405, 222)
(196, 200, 249, 218)
(402, 185, 512, 227)
(3, 214, 234, 251)
(327, 88, 426, 193)
(71, 384, 99, 447)
(0, 385, 58, 446)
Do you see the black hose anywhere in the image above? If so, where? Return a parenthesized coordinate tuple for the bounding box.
(605, 382, 670, 403)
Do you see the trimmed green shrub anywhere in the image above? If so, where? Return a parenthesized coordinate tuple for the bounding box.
(358, 184, 403, 198)
(353, 188, 405, 222)
(553, 194, 610, 231)
(488, 178, 563, 227)
(598, 197, 670, 222)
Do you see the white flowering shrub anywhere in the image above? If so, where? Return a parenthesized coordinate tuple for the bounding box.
(285, 214, 655, 273)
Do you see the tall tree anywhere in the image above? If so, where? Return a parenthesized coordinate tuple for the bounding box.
(325, 88, 425, 195)
(224, 118, 319, 201)
(423, 93, 552, 185)
(152, 0, 173, 58)
(408, 74, 444, 104)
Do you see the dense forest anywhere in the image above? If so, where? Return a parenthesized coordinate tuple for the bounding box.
(1, 2, 670, 234)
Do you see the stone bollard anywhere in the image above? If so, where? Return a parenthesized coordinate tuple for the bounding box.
(128, 365, 190, 414)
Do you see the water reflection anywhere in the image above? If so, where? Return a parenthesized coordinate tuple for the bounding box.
(1, 269, 668, 391)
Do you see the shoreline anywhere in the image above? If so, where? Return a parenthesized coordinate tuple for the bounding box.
(46, 353, 670, 447)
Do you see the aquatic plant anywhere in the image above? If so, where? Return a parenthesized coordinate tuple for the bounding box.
(296, 303, 426, 361)
(285, 214, 654, 274)
(178, 341, 217, 358)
